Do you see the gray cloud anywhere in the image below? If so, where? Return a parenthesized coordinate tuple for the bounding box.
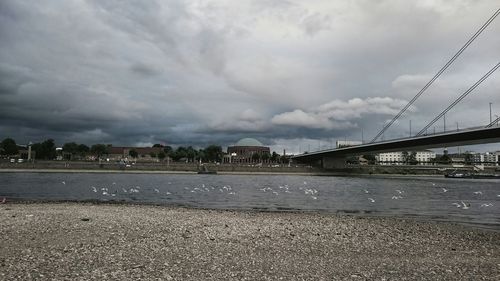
(0, 0, 499, 153)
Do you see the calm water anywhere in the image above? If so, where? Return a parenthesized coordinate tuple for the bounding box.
(1, 172, 499, 230)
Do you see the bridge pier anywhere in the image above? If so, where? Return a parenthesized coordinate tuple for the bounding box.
(322, 156, 346, 169)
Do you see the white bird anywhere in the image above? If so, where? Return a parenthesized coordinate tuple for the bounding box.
(473, 191, 483, 195)
(102, 191, 109, 196)
(61, 181, 66, 185)
(311, 196, 317, 200)
(154, 188, 160, 193)
(391, 196, 399, 200)
(272, 191, 279, 195)
(202, 184, 205, 188)
(461, 201, 470, 210)
(368, 198, 375, 203)
(91, 186, 97, 193)
(229, 192, 236, 195)
(431, 182, 436, 186)
(363, 189, 369, 194)
(442, 188, 448, 192)
(112, 182, 116, 185)
(480, 203, 493, 207)
(122, 188, 128, 193)
(166, 191, 171, 195)
(452, 202, 461, 208)
(396, 190, 404, 194)
(303, 181, 307, 185)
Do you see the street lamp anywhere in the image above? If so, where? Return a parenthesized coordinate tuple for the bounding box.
(489, 102, 493, 124)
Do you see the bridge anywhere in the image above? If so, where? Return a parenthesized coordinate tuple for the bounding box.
(293, 9, 500, 169)
(292, 126, 500, 168)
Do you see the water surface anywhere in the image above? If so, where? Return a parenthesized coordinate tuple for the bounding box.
(1, 172, 499, 230)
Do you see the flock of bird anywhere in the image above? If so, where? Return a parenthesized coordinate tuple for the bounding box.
(55, 179, 498, 211)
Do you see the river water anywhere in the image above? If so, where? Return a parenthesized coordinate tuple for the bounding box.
(1, 172, 499, 230)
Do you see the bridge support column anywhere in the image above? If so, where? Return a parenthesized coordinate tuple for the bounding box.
(322, 156, 346, 169)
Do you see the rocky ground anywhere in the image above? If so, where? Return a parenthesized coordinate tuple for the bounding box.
(0, 203, 499, 280)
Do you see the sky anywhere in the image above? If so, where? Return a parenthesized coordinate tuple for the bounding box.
(0, 0, 499, 153)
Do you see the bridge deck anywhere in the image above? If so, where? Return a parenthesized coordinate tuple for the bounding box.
(293, 126, 500, 162)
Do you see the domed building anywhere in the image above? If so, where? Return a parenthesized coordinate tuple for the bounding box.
(225, 138, 270, 164)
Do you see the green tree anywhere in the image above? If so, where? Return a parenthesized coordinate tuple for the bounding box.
(163, 146, 173, 155)
(464, 152, 473, 165)
(149, 152, 157, 158)
(157, 151, 166, 161)
(204, 145, 223, 162)
(63, 142, 79, 154)
(409, 151, 418, 165)
(32, 139, 56, 160)
(362, 154, 377, 165)
(252, 153, 261, 163)
(261, 152, 270, 162)
(271, 151, 280, 163)
(153, 144, 164, 148)
(1, 138, 19, 156)
(280, 155, 289, 164)
(90, 144, 108, 157)
(129, 150, 138, 158)
(402, 151, 409, 165)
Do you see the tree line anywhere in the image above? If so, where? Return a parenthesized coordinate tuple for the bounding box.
(0, 138, 289, 163)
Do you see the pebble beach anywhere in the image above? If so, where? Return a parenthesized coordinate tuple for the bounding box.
(1, 203, 499, 280)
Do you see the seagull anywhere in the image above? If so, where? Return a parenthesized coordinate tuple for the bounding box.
(112, 182, 116, 185)
(363, 189, 369, 194)
(391, 196, 399, 200)
(396, 190, 404, 194)
(480, 203, 493, 207)
(442, 188, 448, 193)
(272, 191, 279, 195)
(91, 186, 97, 193)
(229, 192, 236, 195)
(122, 188, 128, 193)
(311, 196, 317, 200)
(473, 191, 483, 195)
(166, 191, 171, 195)
(303, 181, 307, 185)
(452, 202, 461, 208)
(61, 181, 66, 185)
(368, 198, 375, 203)
(102, 191, 109, 196)
(154, 188, 160, 193)
(0, 197, 6, 204)
(431, 182, 436, 186)
(461, 201, 470, 210)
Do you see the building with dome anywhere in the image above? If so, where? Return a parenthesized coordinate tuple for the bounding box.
(224, 138, 270, 164)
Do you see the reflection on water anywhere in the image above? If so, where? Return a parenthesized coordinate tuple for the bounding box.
(1, 173, 499, 229)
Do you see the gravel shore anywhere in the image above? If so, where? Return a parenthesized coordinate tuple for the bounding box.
(1, 203, 499, 280)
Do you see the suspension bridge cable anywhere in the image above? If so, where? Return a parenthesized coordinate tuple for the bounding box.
(485, 115, 500, 128)
(416, 62, 500, 136)
(370, 8, 500, 143)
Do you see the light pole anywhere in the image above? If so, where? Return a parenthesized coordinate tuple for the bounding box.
(443, 113, 446, 132)
(489, 102, 493, 124)
(495, 114, 499, 126)
(409, 120, 412, 137)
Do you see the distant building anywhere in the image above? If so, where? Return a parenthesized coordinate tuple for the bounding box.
(471, 151, 499, 166)
(336, 140, 362, 148)
(106, 147, 164, 162)
(376, 150, 436, 165)
(224, 138, 270, 164)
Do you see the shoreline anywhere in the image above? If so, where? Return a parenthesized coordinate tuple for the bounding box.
(1, 202, 499, 280)
(0, 168, 444, 177)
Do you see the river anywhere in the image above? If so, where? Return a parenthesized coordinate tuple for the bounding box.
(1, 172, 499, 230)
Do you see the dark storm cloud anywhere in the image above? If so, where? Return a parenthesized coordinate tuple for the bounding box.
(0, 0, 499, 152)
